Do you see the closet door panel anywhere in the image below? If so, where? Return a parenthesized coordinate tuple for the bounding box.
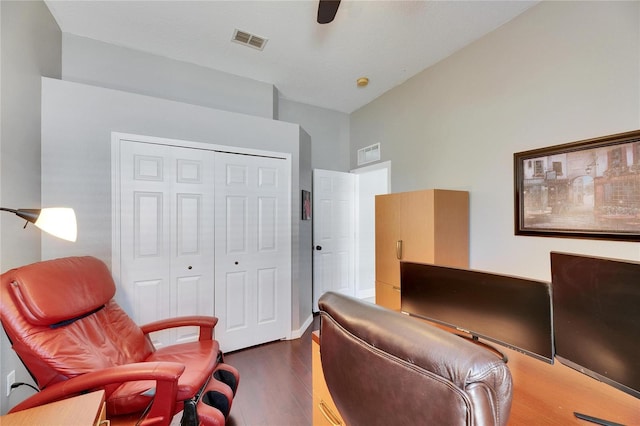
(119, 140, 215, 348)
(214, 152, 290, 352)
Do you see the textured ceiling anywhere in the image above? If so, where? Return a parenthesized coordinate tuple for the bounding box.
(45, 0, 538, 113)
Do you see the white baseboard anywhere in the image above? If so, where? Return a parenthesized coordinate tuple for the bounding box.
(289, 313, 314, 339)
(357, 288, 375, 300)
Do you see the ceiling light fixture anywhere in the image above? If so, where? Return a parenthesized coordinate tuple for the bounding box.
(357, 77, 369, 88)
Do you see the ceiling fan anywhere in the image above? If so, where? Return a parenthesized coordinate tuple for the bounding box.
(317, 0, 341, 24)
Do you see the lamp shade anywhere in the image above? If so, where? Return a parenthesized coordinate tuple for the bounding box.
(34, 208, 77, 242)
(2, 207, 77, 242)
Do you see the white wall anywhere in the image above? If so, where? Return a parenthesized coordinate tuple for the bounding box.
(40, 77, 312, 338)
(350, 1, 640, 281)
(0, 0, 61, 414)
(279, 99, 351, 171)
(62, 34, 277, 119)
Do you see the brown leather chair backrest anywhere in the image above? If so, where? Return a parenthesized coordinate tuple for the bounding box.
(318, 292, 513, 426)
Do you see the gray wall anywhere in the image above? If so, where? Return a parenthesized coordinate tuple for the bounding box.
(279, 99, 350, 171)
(0, 0, 61, 414)
(297, 128, 313, 331)
(350, 1, 640, 281)
(61, 35, 351, 173)
(62, 34, 277, 119)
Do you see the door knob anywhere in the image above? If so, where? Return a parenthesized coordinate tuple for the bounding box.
(188, 266, 192, 270)
(315, 245, 322, 250)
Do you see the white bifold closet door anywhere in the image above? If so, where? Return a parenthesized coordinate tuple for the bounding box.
(118, 139, 290, 352)
(119, 141, 216, 348)
(213, 152, 290, 353)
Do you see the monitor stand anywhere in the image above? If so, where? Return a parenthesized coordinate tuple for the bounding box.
(455, 333, 509, 363)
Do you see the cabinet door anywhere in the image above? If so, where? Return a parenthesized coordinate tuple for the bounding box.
(374, 193, 403, 288)
(431, 190, 469, 268)
(375, 191, 434, 287)
(398, 191, 433, 264)
(375, 281, 401, 311)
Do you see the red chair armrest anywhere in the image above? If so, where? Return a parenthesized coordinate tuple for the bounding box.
(141, 316, 218, 341)
(9, 361, 184, 424)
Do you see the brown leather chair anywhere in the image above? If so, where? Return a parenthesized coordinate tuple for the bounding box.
(0, 256, 239, 426)
(318, 292, 513, 426)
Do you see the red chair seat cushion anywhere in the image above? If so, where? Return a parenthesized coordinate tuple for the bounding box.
(107, 339, 219, 415)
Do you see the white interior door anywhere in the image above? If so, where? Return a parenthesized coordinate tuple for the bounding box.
(119, 140, 215, 348)
(312, 169, 355, 311)
(214, 152, 291, 352)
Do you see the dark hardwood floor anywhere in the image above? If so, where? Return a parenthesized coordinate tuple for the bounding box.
(224, 315, 321, 426)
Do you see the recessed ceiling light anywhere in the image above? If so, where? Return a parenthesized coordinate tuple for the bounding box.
(357, 77, 369, 87)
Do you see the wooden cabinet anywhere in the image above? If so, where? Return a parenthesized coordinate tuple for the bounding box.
(312, 331, 345, 426)
(375, 189, 469, 310)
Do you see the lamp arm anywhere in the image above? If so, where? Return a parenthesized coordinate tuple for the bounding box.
(1, 207, 41, 224)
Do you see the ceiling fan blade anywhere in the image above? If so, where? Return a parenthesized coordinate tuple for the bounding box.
(317, 0, 341, 24)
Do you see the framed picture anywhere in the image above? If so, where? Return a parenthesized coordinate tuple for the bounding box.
(302, 190, 312, 220)
(514, 130, 640, 241)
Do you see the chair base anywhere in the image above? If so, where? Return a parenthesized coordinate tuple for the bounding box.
(181, 363, 240, 426)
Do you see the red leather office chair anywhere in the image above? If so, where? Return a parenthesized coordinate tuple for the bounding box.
(0, 256, 239, 426)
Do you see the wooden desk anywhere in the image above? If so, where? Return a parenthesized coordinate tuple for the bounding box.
(1, 390, 106, 425)
(503, 343, 639, 425)
(312, 328, 639, 425)
(312, 331, 345, 426)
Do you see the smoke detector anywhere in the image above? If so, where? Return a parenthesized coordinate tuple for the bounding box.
(232, 29, 268, 51)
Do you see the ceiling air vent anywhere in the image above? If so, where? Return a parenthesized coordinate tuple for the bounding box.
(232, 29, 268, 51)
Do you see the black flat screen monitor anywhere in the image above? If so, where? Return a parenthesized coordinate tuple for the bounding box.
(400, 261, 554, 363)
(551, 251, 640, 399)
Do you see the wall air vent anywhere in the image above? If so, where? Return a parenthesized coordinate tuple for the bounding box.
(232, 29, 268, 51)
(357, 143, 381, 166)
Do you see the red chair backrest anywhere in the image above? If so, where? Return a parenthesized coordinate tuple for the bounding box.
(0, 256, 154, 390)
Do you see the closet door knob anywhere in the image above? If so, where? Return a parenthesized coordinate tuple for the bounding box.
(315, 245, 322, 251)
(188, 266, 192, 270)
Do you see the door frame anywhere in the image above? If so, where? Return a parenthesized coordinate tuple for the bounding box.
(351, 161, 391, 300)
(111, 132, 292, 339)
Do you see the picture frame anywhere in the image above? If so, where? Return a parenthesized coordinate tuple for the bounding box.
(301, 190, 312, 220)
(514, 130, 640, 241)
